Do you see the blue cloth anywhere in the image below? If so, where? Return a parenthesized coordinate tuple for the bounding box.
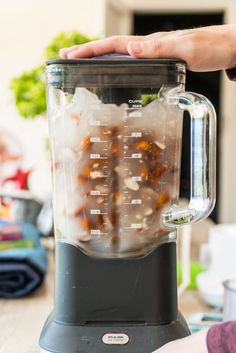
(0, 222, 47, 298)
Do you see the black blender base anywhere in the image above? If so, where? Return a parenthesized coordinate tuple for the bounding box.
(39, 311, 190, 353)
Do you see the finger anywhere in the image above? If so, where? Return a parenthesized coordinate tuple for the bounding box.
(60, 45, 81, 58)
(127, 38, 180, 59)
(60, 30, 190, 60)
(59, 33, 170, 59)
(59, 32, 176, 59)
(64, 35, 142, 59)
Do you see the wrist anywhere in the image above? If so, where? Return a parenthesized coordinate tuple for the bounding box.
(226, 24, 236, 69)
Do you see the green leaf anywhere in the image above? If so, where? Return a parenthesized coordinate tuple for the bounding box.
(11, 65, 46, 119)
(44, 31, 94, 60)
(11, 31, 95, 119)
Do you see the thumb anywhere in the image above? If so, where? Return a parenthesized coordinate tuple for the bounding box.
(127, 38, 177, 59)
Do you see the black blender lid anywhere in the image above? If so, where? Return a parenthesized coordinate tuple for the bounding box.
(46, 54, 186, 66)
(46, 54, 186, 90)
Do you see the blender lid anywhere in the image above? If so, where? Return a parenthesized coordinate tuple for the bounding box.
(46, 54, 186, 66)
(46, 54, 186, 89)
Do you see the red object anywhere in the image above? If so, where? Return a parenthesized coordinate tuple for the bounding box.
(207, 321, 236, 353)
(2, 168, 31, 190)
(0, 228, 23, 241)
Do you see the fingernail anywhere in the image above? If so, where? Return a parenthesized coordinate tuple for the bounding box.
(59, 48, 68, 58)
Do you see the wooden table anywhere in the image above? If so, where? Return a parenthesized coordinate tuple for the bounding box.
(0, 247, 213, 353)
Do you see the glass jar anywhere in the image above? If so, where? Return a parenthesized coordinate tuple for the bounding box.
(46, 56, 216, 258)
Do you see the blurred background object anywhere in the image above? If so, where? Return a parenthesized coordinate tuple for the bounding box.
(0, 129, 49, 298)
(0, 130, 23, 181)
(223, 279, 236, 321)
(0, 2, 99, 299)
(0, 221, 48, 298)
(197, 224, 236, 307)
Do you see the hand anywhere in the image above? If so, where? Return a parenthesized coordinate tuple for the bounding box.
(152, 330, 209, 353)
(60, 24, 236, 72)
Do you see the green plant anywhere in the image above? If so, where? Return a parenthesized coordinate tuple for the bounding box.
(141, 93, 159, 106)
(177, 261, 206, 289)
(11, 31, 94, 119)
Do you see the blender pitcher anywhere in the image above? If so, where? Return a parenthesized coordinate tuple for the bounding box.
(40, 56, 216, 353)
(46, 56, 216, 259)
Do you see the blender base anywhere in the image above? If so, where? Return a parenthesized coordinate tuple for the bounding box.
(39, 311, 190, 353)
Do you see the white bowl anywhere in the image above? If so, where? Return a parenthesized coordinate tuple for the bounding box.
(196, 271, 224, 307)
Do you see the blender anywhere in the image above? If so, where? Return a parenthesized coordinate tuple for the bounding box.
(40, 55, 216, 353)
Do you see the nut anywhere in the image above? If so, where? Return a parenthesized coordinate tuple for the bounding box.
(95, 214, 104, 228)
(111, 235, 119, 245)
(140, 163, 149, 181)
(134, 139, 152, 151)
(150, 164, 168, 186)
(155, 191, 170, 209)
(144, 207, 153, 216)
(73, 206, 85, 217)
(80, 136, 91, 151)
(78, 233, 91, 242)
(124, 177, 139, 191)
(111, 141, 120, 158)
(81, 217, 93, 231)
(113, 191, 122, 205)
(109, 210, 117, 227)
(77, 166, 93, 184)
(97, 196, 105, 204)
(70, 113, 81, 121)
(154, 141, 166, 150)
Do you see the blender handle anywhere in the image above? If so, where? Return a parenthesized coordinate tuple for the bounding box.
(163, 91, 216, 227)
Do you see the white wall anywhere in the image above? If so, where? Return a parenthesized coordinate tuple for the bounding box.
(0, 0, 105, 199)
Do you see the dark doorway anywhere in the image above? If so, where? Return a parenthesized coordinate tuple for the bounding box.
(134, 12, 224, 222)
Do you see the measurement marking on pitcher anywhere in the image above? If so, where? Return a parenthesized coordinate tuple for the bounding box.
(90, 171, 107, 179)
(124, 132, 142, 138)
(127, 111, 142, 118)
(90, 137, 108, 143)
(90, 190, 108, 196)
(91, 229, 108, 236)
(132, 176, 142, 182)
(90, 154, 107, 160)
(124, 199, 142, 205)
(90, 120, 108, 127)
(90, 209, 108, 215)
(124, 224, 142, 229)
(124, 153, 142, 159)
